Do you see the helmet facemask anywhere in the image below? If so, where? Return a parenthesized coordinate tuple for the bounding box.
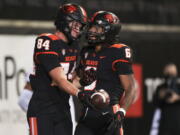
(87, 11, 121, 46)
(64, 16, 86, 41)
(86, 24, 106, 45)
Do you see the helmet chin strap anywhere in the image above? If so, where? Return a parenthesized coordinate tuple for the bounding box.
(87, 33, 111, 47)
(88, 40, 110, 48)
(63, 26, 76, 44)
(94, 43, 111, 52)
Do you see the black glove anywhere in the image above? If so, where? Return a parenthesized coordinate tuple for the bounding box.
(77, 90, 96, 109)
(79, 68, 96, 86)
(107, 107, 125, 131)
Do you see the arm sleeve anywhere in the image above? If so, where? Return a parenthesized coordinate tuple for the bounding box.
(35, 36, 61, 72)
(112, 46, 133, 75)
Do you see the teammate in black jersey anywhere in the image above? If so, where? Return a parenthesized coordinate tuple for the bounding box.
(27, 3, 90, 135)
(75, 11, 137, 135)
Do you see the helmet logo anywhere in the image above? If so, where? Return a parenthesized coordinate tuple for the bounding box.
(104, 14, 114, 23)
(63, 5, 77, 13)
(104, 13, 119, 24)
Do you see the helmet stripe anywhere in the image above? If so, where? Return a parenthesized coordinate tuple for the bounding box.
(79, 6, 87, 22)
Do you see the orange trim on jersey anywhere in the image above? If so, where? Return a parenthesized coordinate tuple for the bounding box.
(48, 34, 59, 40)
(35, 51, 59, 56)
(38, 33, 59, 40)
(29, 117, 38, 135)
(112, 59, 129, 71)
(109, 44, 127, 48)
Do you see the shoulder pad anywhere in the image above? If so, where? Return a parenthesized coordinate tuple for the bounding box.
(38, 33, 60, 41)
(109, 43, 127, 49)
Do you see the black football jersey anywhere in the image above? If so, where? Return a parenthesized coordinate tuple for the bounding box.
(79, 44, 133, 104)
(29, 33, 79, 114)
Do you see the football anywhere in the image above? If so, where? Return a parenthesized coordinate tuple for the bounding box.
(90, 89, 110, 109)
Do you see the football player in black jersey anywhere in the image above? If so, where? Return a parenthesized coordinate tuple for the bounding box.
(27, 3, 91, 135)
(74, 11, 137, 135)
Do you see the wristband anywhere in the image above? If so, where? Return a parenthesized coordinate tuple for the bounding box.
(75, 90, 80, 97)
(119, 108, 126, 116)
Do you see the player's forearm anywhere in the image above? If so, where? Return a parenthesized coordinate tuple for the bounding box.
(49, 67, 79, 96)
(119, 75, 137, 111)
(56, 78, 79, 96)
(120, 85, 136, 111)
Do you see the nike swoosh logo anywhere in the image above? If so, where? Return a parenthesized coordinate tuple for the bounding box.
(100, 56, 106, 59)
(102, 112, 109, 115)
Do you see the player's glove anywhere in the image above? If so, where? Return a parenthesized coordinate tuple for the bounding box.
(107, 105, 126, 131)
(79, 68, 96, 86)
(77, 90, 96, 109)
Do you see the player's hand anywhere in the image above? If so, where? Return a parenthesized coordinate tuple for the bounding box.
(166, 91, 180, 103)
(107, 105, 125, 131)
(113, 110, 125, 129)
(77, 90, 96, 109)
(79, 68, 96, 86)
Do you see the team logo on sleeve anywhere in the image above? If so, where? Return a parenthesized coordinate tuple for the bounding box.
(62, 49, 66, 55)
(84, 52, 88, 59)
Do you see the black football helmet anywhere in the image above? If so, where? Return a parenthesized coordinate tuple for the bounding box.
(55, 3, 88, 41)
(87, 11, 121, 45)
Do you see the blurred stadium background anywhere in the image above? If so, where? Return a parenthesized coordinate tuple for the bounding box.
(0, 0, 180, 135)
